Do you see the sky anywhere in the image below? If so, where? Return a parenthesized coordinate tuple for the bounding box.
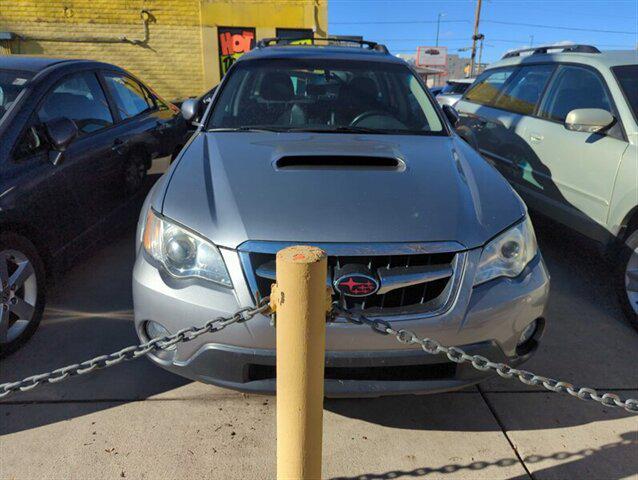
(327, 0, 638, 64)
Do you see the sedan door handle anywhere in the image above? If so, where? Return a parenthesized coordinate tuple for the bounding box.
(529, 133, 544, 143)
(112, 138, 127, 153)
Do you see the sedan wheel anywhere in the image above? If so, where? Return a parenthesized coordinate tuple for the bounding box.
(0, 234, 45, 357)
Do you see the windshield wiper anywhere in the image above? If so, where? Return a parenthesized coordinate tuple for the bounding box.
(207, 126, 285, 133)
(287, 126, 390, 134)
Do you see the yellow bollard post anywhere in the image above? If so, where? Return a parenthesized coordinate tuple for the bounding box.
(271, 245, 331, 480)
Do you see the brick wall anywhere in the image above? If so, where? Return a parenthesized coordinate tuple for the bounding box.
(0, 0, 204, 100)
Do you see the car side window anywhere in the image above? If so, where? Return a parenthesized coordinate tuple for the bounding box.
(539, 65, 612, 122)
(492, 64, 555, 116)
(463, 68, 516, 106)
(103, 73, 154, 119)
(37, 72, 113, 135)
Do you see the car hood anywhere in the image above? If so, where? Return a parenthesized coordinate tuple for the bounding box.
(161, 132, 524, 250)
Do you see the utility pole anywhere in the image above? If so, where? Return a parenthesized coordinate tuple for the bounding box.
(477, 35, 485, 75)
(469, 0, 483, 77)
(435, 12, 446, 46)
(529, 34, 534, 47)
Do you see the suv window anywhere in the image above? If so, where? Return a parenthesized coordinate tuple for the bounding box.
(38, 72, 113, 135)
(463, 68, 515, 106)
(539, 65, 612, 122)
(612, 65, 638, 124)
(103, 73, 154, 119)
(493, 65, 555, 115)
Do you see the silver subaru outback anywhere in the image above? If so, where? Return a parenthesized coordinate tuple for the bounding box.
(133, 38, 550, 397)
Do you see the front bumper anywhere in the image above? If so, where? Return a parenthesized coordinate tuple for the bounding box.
(133, 247, 550, 397)
(144, 337, 541, 397)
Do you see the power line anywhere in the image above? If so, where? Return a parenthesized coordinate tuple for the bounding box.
(331, 19, 470, 25)
(482, 20, 637, 35)
(331, 18, 637, 35)
(380, 37, 635, 48)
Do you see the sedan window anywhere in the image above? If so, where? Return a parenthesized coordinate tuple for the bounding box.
(104, 74, 154, 119)
(38, 72, 113, 135)
(0, 69, 33, 124)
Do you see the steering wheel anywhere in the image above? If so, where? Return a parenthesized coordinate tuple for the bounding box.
(349, 110, 390, 127)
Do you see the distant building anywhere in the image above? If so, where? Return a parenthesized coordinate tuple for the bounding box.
(398, 52, 487, 87)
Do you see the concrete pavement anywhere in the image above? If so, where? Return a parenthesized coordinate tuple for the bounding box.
(1, 206, 637, 479)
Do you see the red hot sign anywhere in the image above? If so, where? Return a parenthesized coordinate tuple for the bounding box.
(218, 27, 256, 76)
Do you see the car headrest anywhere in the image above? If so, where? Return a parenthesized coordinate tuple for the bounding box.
(260, 72, 294, 101)
(349, 76, 378, 101)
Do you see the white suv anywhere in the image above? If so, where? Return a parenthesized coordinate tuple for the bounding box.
(455, 45, 638, 328)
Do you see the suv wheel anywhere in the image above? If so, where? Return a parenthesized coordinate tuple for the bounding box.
(0, 233, 46, 358)
(617, 228, 638, 331)
(124, 154, 147, 194)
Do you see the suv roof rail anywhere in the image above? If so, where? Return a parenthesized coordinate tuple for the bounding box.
(502, 44, 600, 59)
(256, 36, 390, 54)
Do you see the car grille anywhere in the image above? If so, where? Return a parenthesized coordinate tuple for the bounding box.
(239, 242, 466, 317)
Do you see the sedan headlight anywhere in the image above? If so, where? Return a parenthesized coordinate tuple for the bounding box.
(142, 209, 232, 287)
(474, 216, 538, 286)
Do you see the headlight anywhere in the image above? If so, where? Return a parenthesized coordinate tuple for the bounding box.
(474, 216, 538, 286)
(142, 209, 232, 287)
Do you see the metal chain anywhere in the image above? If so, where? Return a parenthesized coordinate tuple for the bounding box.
(0, 297, 270, 400)
(333, 305, 638, 415)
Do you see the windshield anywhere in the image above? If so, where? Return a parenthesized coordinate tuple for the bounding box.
(0, 69, 33, 123)
(441, 82, 471, 95)
(208, 58, 444, 134)
(612, 65, 638, 123)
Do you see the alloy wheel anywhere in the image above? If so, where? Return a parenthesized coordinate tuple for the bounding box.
(624, 246, 638, 315)
(0, 249, 38, 344)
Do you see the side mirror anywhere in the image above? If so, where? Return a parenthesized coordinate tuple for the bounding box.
(44, 117, 78, 165)
(442, 104, 460, 127)
(180, 98, 201, 123)
(564, 108, 614, 133)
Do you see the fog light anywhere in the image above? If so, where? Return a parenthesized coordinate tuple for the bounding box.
(145, 321, 176, 350)
(517, 320, 538, 346)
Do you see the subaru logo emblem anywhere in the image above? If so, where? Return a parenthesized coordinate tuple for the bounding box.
(334, 273, 380, 297)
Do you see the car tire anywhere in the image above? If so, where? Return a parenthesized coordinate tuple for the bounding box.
(616, 228, 638, 331)
(123, 153, 147, 194)
(0, 233, 46, 358)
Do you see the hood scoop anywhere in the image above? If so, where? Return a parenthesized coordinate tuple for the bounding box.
(274, 155, 405, 171)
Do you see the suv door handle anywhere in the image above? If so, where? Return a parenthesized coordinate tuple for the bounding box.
(529, 133, 544, 143)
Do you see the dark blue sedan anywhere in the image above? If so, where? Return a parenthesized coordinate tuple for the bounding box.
(0, 56, 187, 357)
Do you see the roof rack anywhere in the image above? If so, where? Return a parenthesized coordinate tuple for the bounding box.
(256, 36, 390, 54)
(502, 44, 600, 59)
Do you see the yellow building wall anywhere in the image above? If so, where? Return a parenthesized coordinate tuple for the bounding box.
(0, 0, 204, 101)
(0, 0, 327, 100)
(200, 0, 328, 87)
